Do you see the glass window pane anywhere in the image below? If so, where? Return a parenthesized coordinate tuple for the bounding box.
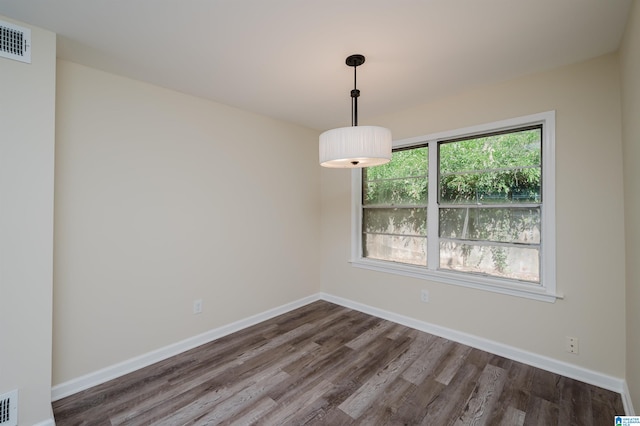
(440, 207, 540, 244)
(364, 147, 428, 181)
(362, 145, 429, 267)
(439, 127, 541, 205)
(364, 234, 427, 265)
(440, 169, 540, 204)
(439, 128, 541, 174)
(364, 178, 428, 206)
(364, 208, 426, 235)
(440, 241, 539, 283)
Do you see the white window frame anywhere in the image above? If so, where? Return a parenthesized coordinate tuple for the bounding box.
(351, 111, 558, 302)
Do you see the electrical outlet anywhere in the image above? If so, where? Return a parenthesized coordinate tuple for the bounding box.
(420, 289, 429, 303)
(566, 336, 579, 354)
(193, 299, 203, 314)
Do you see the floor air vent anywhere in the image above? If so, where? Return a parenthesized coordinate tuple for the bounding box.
(0, 390, 17, 426)
(0, 20, 31, 64)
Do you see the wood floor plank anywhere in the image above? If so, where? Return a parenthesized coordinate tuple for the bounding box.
(268, 346, 357, 403)
(593, 397, 621, 426)
(353, 376, 416, 425)
(387, 376, 446, 425)
(591, 382, 626, 413)
(279, 342, 352, 378)
(401, 335, 453, 385)
(218, 396, 277, 426)
(524, 395, 560, 426)
(420, 363, 482, 425)
(529, 368, 561, 402)
(258, 379, 335, 425)
(149, 371, 287, 426)
(486, 361, 533, 425)
(338, 329, 429, 419)
(304, 310, 380, 350)
(339, 335, 414, 388)
(556, 375, 575, 425)
(303, 406, 355, 426)
(168, 371, 289, 425)
(454, 363, 507, 425)
(272, 300, 344, 332)
(52, 300, 625, 425)
(499, 406, 526, 426)
(569, 377, 596, 426)
(318, 378, 359, 412)
(281, 395, 333, 425)
(435, 341, 473, 385)
(344, 318, 395, 350)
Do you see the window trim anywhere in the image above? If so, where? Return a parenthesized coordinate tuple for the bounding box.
(351, 111, 558, 303)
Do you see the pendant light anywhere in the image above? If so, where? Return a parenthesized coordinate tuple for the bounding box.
(319, 54, 392, 168)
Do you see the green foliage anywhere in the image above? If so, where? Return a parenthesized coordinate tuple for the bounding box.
(363, 128, 541, 206)
(439, 128, 541, 204)
(363, 147, 427, 206)
(365, 147, 428, 181)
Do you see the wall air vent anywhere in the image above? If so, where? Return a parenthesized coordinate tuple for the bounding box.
(0, 20, 31, 64)
(0, 390, 17, 426)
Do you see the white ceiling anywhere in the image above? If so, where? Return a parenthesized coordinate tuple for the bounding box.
(0, 0, 632, 131)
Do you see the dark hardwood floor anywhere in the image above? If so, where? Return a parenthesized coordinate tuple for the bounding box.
(53, 300, 624, 425)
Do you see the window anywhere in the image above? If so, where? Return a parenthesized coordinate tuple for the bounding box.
(362, 146, 428, 265)
(352, 112, 557, 302)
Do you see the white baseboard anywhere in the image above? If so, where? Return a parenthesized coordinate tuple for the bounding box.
(623, 381, 636, 415)
(51, 293, 320, 401)
(33, 418, 55, 426)
(319, 293, 631, 411)
(52, 291, 633, 415)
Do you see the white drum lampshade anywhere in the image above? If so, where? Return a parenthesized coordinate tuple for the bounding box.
(319, 125, 392, 168)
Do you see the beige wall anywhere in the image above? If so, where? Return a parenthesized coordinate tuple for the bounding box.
(53, 61, 320, 384)
(321, 54, 626, 378)
(0, 16, 56, 425)
(621, 0, 640, 412)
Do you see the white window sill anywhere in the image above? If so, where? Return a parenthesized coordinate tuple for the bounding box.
(349, 257, 562, 303)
